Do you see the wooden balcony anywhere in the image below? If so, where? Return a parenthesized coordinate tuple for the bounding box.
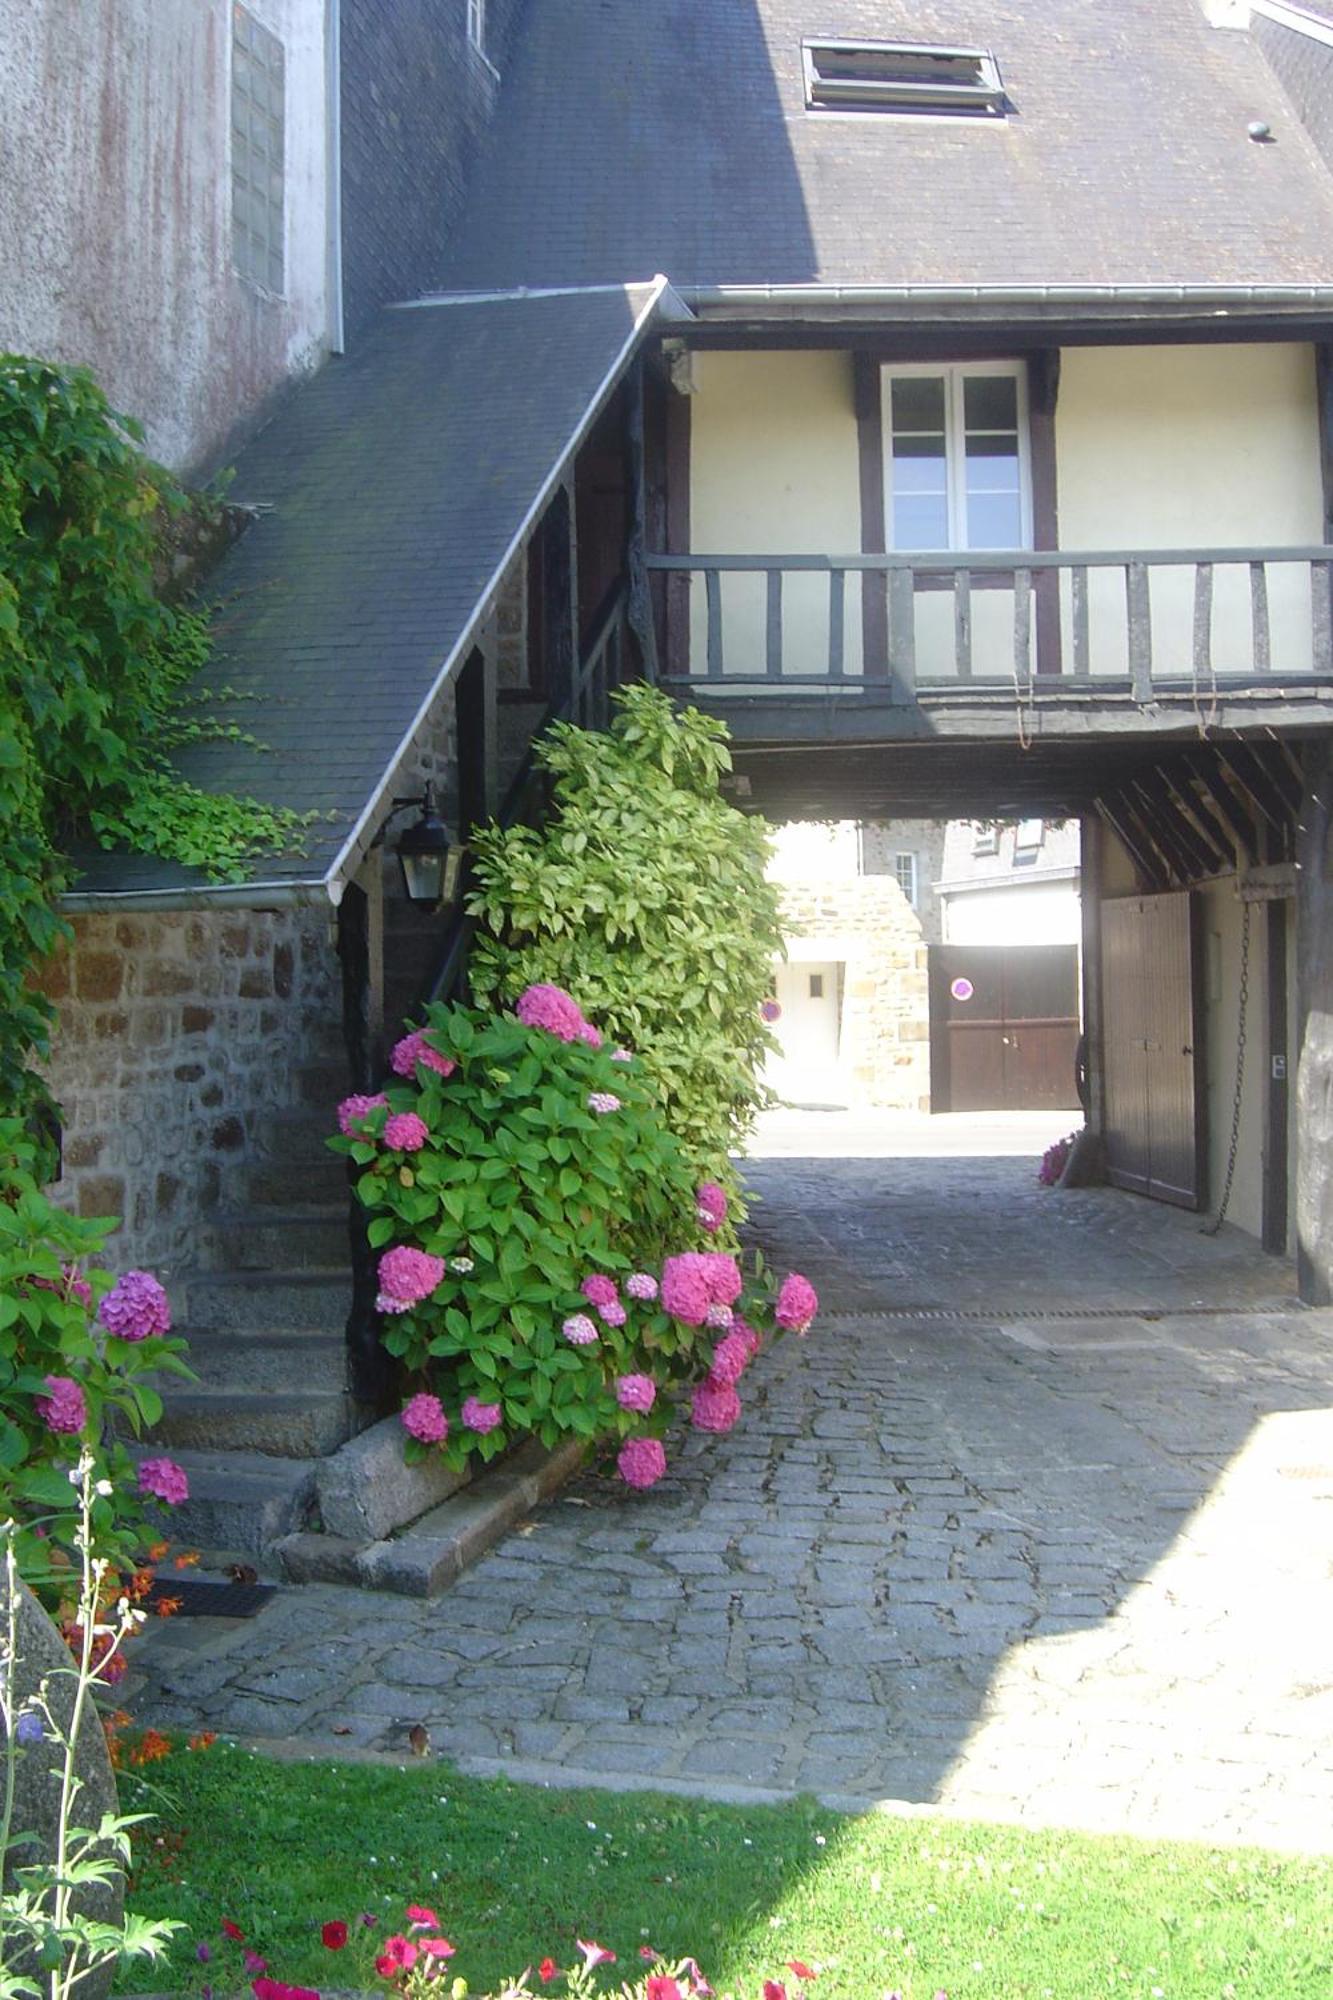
(646, 546, 1333, 706)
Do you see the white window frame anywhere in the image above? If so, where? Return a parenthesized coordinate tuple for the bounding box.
(881, 360, 1032, 552)
(894, 851, 919, 907)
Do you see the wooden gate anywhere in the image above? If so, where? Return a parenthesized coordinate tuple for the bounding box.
(1101, 892, 1204, 1209)
(929, 945, 1081, 1112)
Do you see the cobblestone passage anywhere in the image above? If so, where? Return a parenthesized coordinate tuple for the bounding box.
(130, 1130, 1333, 1851)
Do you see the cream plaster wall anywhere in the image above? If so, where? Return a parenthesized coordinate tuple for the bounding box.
(688, 350, 864, 680)
(1056, 343, 1324, 677)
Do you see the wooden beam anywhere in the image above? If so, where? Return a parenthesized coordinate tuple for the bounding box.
(624, 357, 660, 682)
(1096, 791, 1171, 891)
(854, 353, 890, 680)
(1217, 744, 1296, 835)
(1162, 758, 1243, 871)
(1127, 770, 1215, 881)
(664, 372, 691, 680)
(1180, 749, 1259, 865)
(1147, 766, 1232, 873)
(1027, 349, 1063, 677)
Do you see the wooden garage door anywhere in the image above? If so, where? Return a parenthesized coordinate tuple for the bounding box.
(1101, 892, 1203, 1209)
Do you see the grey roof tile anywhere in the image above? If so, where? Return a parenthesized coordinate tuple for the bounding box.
(68, 284, 661, 902)
(441, 0, 1333, 291)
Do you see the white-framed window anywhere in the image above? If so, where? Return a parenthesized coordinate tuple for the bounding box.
(882, 361, 1031, 551)
(972, 823, 998, 857)
(231, 3, 285, 296)
(1015, 817, 1045, 854)
(467, 0, 486, 54)
(894, 851, 919, 906)
(803, 40, 1006, 118)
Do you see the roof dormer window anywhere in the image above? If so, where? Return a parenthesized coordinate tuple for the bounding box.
(802, 39, 1006, 116)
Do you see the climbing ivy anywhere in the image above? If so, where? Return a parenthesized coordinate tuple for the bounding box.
(0, 355, 309, 1132)
(467, 684, 783, 1190)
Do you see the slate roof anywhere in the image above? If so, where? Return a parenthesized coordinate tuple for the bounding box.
(66, 282, 670, 904)
(440, 0, 1333, 295)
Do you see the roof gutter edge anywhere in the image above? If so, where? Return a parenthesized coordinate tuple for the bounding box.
(59, 876, 334, 916)
(681, 281, 1333, 313)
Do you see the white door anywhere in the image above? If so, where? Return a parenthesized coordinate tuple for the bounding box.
(767, 960, 845, 1106)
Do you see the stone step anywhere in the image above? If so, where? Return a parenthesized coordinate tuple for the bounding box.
(149, 1388, 357, 1460)
(135, 1446, 319, 1558)
(249, 1152, 348, 1207)
(178, 1268, 349, 1333)
(166, 1325, 347, 1394)
(198, 1206, 350, 1272)
(275, 1435, 587, 1597)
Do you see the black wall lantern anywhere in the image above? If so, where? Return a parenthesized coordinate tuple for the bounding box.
(384, 784, 462, 906)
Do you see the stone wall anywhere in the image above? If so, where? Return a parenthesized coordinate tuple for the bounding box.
(857, 820, 949, 944)
(37, 904, 342, 1277)
(779, 877, 932, 1110)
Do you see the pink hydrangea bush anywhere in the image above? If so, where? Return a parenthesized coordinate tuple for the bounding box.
(1038, 1129, 1081, 1186)
(327, 995, 818, 1486)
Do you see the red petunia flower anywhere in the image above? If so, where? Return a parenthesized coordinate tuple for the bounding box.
(420, 1939, 455, 1960)
(538, 1960, 558, 1984)
(221, 1921, 245, 1942)
(404, 1904, 439, 1930)
(375, 1955, 398, 1979)
(243, 1951, 268, 1976)
(577, 1940, 616, 1969)
(646, 1977, 683, 2000)
(640, 1945, 660, 1961)
(786, 1964, 817, 1982)
(381, 1935, 418, 1970)
(322, 1921, 349, 1951)
(763, 1984, 788, 2000)
(252, 1981, 319, 2000)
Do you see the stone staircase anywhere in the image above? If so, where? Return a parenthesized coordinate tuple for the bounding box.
(133, 1062, 359, 1559)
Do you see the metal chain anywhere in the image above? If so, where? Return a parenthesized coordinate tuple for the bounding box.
(1201, 896, 1250, 1237)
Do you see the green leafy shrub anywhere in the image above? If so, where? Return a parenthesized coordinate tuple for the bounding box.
(466, 684, 782, 1187)
(0, 1118, 192, 1602)
(0, 355, 309, 1130)
(328, 995, 818, 1487)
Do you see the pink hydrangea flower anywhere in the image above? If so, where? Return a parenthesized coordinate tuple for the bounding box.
(581, 1275, 620, 1310)
(700, 1253, 743, 1306)
(562, 1312, 599, 1345)
(32, 1265, 93, 1309)
(515, 983, 600, 1045)
(598, 1298, 627, 1326)
(99, 1270, 171, 1342)
(734, 1315, 763, 1362)
(696, 1181, 728, 1231)
(615, 1373, 657, 1413)
(401, 1393, 448, 1444)
(660, 1253, 712, 1325)
(588, 1092, 621, 1115)
(461, 1397, 502, 1434)
(36, 1375, 86, 1435)
(705, 1302, 734, 1330)
(390, 1032, 456, 1080)
(336, 1092, 387, 1137)
(626, 1271, 658, 1302)
(775, 1272, 819, 1333)
(611, 1047, 633, 1063)
(376, 1246, 446, 1314)
(138, 1456, 190, 1506)
(709, 1332, 750, 1386)
(618, 1436, 667, 1489)
(384, 1111, 429, 1153)
(692, 1379, 742, 1433)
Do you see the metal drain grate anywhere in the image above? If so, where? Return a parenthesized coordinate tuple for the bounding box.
(145, 1577, 275, 1619)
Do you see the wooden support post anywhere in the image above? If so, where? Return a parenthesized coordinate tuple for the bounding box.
(1080, 813, 1107, 1140)
(828, 569, 846, 680)
(889, 567, 916, 698)
(854, 354, 890, 680)
(765, 568, 783, 679)
(1071, 565, 1090, 677)
(625, 356, 660, 683)
(1126, 562, 1153, 701)
(1027, 350, 1063, 676)
(953, 569, 972, 680)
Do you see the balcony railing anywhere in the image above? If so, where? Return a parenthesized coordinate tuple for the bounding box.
(645, 547, 1333, 696)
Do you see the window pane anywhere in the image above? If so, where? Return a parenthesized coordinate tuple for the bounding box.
(964, 374, 1018, 431)
(965, 490, 1023, 548)
(894, 492, 950, 549)
(892, 376, 946, 431)
(965, 442, 1020, 493)
(894, 448, 947, 495)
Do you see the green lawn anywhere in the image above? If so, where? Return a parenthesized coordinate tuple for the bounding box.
(116, 1744, 1331, 1999)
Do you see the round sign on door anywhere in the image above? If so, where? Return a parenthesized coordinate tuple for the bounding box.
(951, 976, 975, 1003)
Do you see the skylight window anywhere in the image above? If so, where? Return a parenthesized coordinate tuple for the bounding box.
(803, 39, 1006, 116)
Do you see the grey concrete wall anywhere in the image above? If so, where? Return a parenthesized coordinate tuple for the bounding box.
(339, 0, 526, 336)
(0, 0, 332, 476)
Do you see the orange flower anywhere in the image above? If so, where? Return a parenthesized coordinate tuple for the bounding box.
(154, 1595, 183, 1618)
(174, 1550, 201, 1569)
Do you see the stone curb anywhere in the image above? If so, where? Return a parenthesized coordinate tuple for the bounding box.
(273, 1435, 588, 1598)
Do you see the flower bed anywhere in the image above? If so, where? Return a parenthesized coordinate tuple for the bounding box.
(329, 988, 816, 1489)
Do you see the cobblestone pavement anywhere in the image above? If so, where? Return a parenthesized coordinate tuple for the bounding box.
(129, 1128, 1333, 1850)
